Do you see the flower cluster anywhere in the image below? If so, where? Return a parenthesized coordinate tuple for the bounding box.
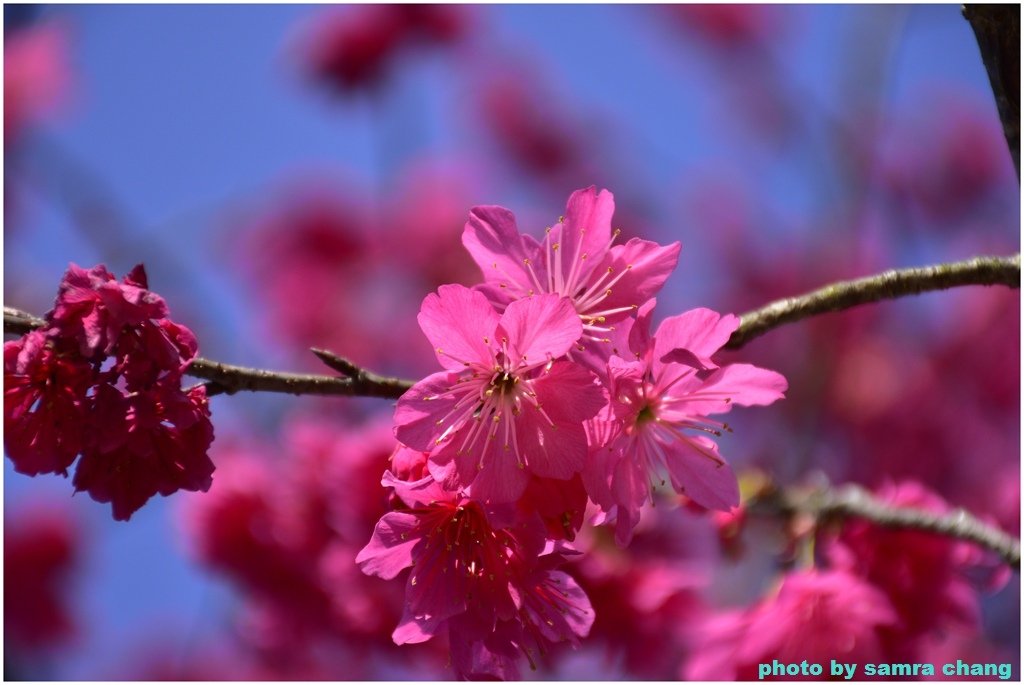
(4, 264, 214, 520)
(358, 187, 787, 677)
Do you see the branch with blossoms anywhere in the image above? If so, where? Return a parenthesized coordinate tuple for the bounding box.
(6, 252, 1019, 396)
(746, 481, 1021, 569)
(3, 188, 1020, 678)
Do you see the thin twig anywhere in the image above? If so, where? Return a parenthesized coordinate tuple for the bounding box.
(747, 482, 1021, 569)
(3, 307, 414, 399)
(311, 347, 368, 380)
(725, 253, 1021, 349)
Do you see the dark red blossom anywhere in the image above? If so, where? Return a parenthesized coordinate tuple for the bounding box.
(296, 5, 469, 94)
(4, 330, 93, 476)
(73, 382, 214, 521)
(5, 262, 213, 520)
(49, 263, 168, 358)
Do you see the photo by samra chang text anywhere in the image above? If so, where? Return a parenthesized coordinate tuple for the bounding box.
(758, 659, 1015, 680)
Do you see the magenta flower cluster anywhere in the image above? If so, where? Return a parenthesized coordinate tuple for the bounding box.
(4, 264, 214, 520)
(357, 187, 788, 677)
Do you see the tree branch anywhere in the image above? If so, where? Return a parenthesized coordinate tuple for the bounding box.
(963, 4, 1020, 179)
(725, 253, 1021, 349)
(6, 298, 1021, 562)
(747, 481, 1021, 569)
(6, 252, 1021, 393)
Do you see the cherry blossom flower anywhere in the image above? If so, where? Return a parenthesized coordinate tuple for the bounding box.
(73, 382, 214, 521)
(394, 285, 605, 502)
(584, 301, 787, 545)
(5, 263, 214, 520)
(463, 186, 680, 369)
(356, 470, 593, 678)
(4, 330, 93, 476)
(48, 263, 169, 359)
(824, 481, 1010, 654)
(684, 569, 899, 680)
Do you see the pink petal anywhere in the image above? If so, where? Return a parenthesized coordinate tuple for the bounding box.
(418, 284, 499, 370)
(522, 569, 595, 643)
(462, 205, 538, 305)
(497, 293, 581, 367)
(663, 435, 739, 510)
(653, 308, 739, 372)
(628, 298, 658, 359)
(609, 448, 647, 546)
(532, 361, 606, 423)
(394, 371, 461, 451)
(548, 186, 617, 286)
(598, 238, 681, 316)
(516, 411, 588, 480)
(460, 437, 530, 503)
(355, 511, 420, 580)
(563, 186, 615, 262)
(662, 363, 788, 418)
(392, 606, 444, 645)
(381, 470, 452, 509)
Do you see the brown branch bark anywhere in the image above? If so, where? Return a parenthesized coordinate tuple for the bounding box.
(964, 4, 1021, 179)
(725, 253, 1021, 349)
(748, 482, 1020, 569)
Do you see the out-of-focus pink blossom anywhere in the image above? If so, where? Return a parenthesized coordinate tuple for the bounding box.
(824, 481, 1009, 653)
(385, 161, 482, 288)
(684, 569, 898, 680)
(476, 69, 588, 178)
(567, 507, 716, 678)
(882, 93, 1016, 222)
(4, 20, 72, 143)
(661, 4, 784, 51)
(294, 5, 469, 94)
(4, 503, 81, 652)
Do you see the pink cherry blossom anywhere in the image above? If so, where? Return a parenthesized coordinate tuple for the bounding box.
(4, 20, 72, 144)
(356, 470, 593, 678)
(584, 301, 787, 545)
(394, 285, 605, 502)
(824, 481, 1010, 653)
(462, 186, 681, 367)
(684, 569, 899, 680)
